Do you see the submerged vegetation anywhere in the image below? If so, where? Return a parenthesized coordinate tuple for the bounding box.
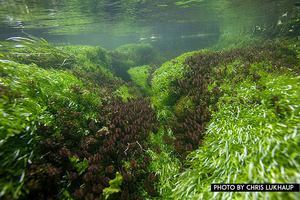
(172, 62, 300, 199)
(0, 1, 300, 198)
(0, 38, 159, 199)
(0, 35, 299, 199)
(149, 41, 300, 200)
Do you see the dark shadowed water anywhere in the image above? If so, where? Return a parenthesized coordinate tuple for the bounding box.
(0, 0, 299, 56)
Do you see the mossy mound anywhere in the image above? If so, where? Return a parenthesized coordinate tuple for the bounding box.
(115, 43, 163, 67)
(151, 41, 299, 155)
(61, 45, 123, 92)
(172, 62, 300, 200)
(149, 41, 300, 199)
(61, 45, 110, 67)
(106, 43, 164, 82)
(0, 39, 158, 199)
(151, 50, 202, 121)
(0, 60, 103, 199)
(128, 65, 152, 95)
(0, 37, 76, 69)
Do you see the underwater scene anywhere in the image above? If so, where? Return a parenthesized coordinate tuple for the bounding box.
(0, 0, 299, 199)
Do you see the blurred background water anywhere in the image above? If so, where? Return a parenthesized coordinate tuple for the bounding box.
(0, 0, 299, 57)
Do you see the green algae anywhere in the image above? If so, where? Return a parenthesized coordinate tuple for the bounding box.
(151, 51, 201, 109)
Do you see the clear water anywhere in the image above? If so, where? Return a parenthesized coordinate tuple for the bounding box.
(0, 1, 300, 199)
(0, 0, 299, 56)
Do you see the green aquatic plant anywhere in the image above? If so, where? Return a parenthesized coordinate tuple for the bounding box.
(151, 41, 300, 157)
(0, 40, 125, 199)
(69, 156, 88, 175)
(61, 45, 110, 67)
(0, 59, 103, 199)
(102, 172, 123, 199)
(0, 37, 168, 199)
(107, 50, 135, 81)
(115, 43, 162, 66)
(128, 65, 151, 94)
(1, 40, 124, 93)
(150, 51, 198, 124)
(147, 41, 300, 199)
(148, 128, 181, 199)
(62, 45, 123, 91)
(114, 85, 135, 102)
(174, 96, 195, 118)
(171, 62, 300, 199)
(107, 43, 164, 81)
(0, 37, 76, 69)
(151, 50, 201, 110)
(0, 61, 90, 140)
(0, 34, 299, 200)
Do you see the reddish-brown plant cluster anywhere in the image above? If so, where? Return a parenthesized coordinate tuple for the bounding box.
(71, 68, 123, 92)
(170, 43, 299, 157)
(98, 98, 158, 199)
(171, 53, 213, 157)
(25, 98, 158, 199)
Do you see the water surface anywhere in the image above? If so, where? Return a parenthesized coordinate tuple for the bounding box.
(0, 0, 298, 56)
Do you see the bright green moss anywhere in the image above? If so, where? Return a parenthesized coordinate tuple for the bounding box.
(61, 45, 110, 67)
(148, 128, 181, 199)
(61, 45, 121, 88)
(108, 43, 164, 81)
(103, 172, 123, 199)
(127, 65, 151, 94)
(174, 96, 195, 116)
(1, 60, 78, 139)
(0, 60, 102, 198)
(115, 43, 162, 66)
(114, 85, 135, 102)
(151, 51, 196, 109)
(171, 63, 300, 200)
(1, 39, 122, 89)
(0, 58, 103, 139)
(0, 37, 76, 69)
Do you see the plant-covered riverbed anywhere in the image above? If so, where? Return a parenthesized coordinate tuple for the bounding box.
(0, 1, 300, 199)
(0, 36, 299, 199)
